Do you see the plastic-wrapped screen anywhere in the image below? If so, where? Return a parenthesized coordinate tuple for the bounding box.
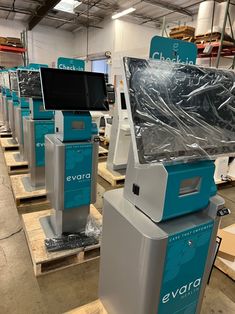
(17, 70, 42, 98)
(123, 57, 235, 164)
(2, 72, 10, 89)
(9, 71, 18, 91)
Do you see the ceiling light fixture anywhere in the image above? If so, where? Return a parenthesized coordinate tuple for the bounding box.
(112, 7, 136, 20)
(54, 0, 82, 14)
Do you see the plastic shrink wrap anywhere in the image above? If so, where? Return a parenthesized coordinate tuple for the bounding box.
(123, 57, 235, 165)
(17, 70, 42, 98)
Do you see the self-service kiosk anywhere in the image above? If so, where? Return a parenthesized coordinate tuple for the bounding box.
(99, 58, 233, 314)
(39, 68, 109, 237)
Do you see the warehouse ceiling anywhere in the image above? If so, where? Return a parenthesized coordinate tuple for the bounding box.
(0, 0, 231, 32)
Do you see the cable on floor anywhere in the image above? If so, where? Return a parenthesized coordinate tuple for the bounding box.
(0, 228, 23, 241)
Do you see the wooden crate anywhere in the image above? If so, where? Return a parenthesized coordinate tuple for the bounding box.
(22, 205, 102, 276)
(98, 146, 108, 159)
(0, 131, 12, 138)
(215, 224, 235, 280)
(10, 174, 47, 207)
(65, 300, 106, 314)
(98, 161, 125, 187)
(0, 137, 19, 151)
(4, 151, 28, 175)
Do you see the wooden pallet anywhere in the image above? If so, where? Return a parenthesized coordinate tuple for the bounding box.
(99, 127, 105, 136)
(0, 131, 12, 138)
(170, 26, 195, 33)
(4, 151, 28, 175)
(99, 136, 109, 147)
(215, 224, 235, 280)
(169, 26, 195, 40)
(170, 35, 194, 42)
(195, 32, 234, 45)
(215, 177, 235, 187)
(98, 161, 125, 187)
(98, 146, 108, 159)
(10, 174, 47, 207)
(0, 137, 19, 151)
(65, 300, 106, 314)
(22, 205, 102, 276)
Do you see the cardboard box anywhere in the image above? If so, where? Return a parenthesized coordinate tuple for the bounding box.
(217, 225, 235, 262)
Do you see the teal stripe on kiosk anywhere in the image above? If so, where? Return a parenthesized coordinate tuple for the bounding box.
(158, 221, 214, 314)
(34, 121, 54, 167)
(64, 143, 93, 209)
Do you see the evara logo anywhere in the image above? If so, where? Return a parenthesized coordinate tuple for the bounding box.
(162, 278, 201, 304)
(36, 143, 45, 147)
(66, 174, 91, 182)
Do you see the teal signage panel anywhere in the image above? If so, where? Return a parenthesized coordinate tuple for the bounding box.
(27, 63, 48, 70)
(57, 57, 85, 71)
(64, 143, 92, 209)
(34, 120, 54, 167)
(18, 64, 48, 70)
(158, 221, 214, 314)
(150, 36, 197, 65)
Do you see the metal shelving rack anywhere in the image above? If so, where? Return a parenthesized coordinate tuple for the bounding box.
(196, 0, 235, 69)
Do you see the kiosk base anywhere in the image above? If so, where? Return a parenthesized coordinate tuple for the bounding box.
(99, 189, 223, 314)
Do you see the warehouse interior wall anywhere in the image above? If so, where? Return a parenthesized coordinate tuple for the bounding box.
(74, 19, 115, 58)
(0, 14, 233, 73)
(111, 20, 160, 79)
(0, 18, 75, 66)
(74, 19, 161, 81)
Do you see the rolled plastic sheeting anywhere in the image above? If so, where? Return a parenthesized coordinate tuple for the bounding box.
(196, 1, 219, 36)
(196, 0, 235, 37)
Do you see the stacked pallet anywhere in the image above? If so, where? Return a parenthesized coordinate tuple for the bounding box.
(0, 36, 23, 48)
(195, 32, 234, 45)
(169, 26, 195, 42)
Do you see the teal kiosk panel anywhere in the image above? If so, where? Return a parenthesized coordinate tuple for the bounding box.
(99, 48, 231, 314)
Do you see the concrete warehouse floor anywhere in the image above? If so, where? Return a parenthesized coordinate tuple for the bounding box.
(0, 146, 235, 314)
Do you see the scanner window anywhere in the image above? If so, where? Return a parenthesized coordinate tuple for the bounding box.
(72, 121, 85, 130)
(179, 177, 201, 197)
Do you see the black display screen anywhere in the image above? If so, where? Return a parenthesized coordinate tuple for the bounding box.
(17, 70, 42, 98)
(40, 68, 109, 111)
(120, 93, 127, 110)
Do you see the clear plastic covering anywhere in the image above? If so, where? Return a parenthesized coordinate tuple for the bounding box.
(17, 69, 42, 98)
(85, 213, 102, 239)
(9, 71, 18, 91)
(44, 215, 102, 252)
(123, 57, 235, 164)
(2, 71, 10, 89)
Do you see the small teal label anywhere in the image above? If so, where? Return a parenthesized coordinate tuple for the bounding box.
(18, 64, 48, 70)
(34, 121, 54, 167)
(150, 36, 197, 65)
(57, 57, 85, 71)
(158, 221, 214, 314)
(27, 63, 48, 70)
(64, 144, 92, 209)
